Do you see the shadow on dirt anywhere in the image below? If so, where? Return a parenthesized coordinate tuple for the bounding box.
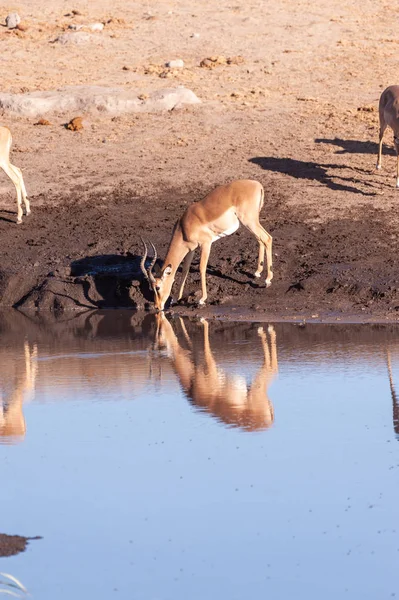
(249, 156, 377, 195)
(314, 137, 396, 156)
(16, 254, 156, 312)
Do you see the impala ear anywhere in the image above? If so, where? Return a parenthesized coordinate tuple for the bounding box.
(162, 264, 173, 279)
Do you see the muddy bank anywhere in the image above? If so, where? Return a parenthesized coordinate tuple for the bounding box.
(1, 182, 399, 320)
(0, 533, 41, 558)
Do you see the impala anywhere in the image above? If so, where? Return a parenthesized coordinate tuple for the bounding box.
(140, 179, 273, 310)
(377, 85, 399, 187)
(155, 313, 278, 431)
(0, 126, 30, 223)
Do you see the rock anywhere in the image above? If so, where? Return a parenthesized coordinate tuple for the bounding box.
(87, 22, 104, 31)
(66, 116, 84, 131)
(200, 55, 227, 68)
(34, 118, 51, 126)
(17, 23, 28, 32)
(5, 13, 21, 29)
(0, 85, 201, 116)
(165, 59, 184, 68)
(55, 32, 96, 45)
(190, 33, 200, 38)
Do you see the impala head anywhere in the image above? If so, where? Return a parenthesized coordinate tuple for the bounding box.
(140, 239, 174, 311)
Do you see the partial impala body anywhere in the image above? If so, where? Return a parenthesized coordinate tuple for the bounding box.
(155, 314, 278, 431)
(141, 179, 273, 310)
(0, 126, 30, 223)
(0, 341, 37, 444)
(377, 85, 399, 187)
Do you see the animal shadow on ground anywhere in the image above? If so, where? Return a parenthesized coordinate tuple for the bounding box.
(315, 137, 396, 156)
(249, 156, 377, 195)
(71, 254, 154, 308)
(0, 209, 17, 223)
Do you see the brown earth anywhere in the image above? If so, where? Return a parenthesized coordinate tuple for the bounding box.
(0, 533, 41, 557)
(1, 0, 399, 321)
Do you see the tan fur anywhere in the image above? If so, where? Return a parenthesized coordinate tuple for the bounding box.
(148, 179, 273, 310)
(0, 126, 29, 223)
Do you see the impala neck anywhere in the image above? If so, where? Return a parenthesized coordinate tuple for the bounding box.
(161, 221, 190, 277)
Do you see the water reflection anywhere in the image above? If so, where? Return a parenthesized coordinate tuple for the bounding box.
(386, 350, 399, 439)
(0, 311, 279, 442)
(2, 310, 399, 444)
(0, 342, 37, 444)
(155, 314, 277, 431)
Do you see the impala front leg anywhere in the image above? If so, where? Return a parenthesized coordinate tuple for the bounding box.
(177, 249, 195, 301)
(377, 123, 386, 170)
(199, 242, 212, 305)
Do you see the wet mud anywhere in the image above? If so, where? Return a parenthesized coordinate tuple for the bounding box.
(0, 533, 41, 558)
(0, 183, 399, 321)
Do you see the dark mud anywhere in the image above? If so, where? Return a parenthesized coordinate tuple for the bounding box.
(0, 533, 41, 558)
(1, 183, 399, 321)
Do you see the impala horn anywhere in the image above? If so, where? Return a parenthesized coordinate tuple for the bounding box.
(140, 237, 157, 283)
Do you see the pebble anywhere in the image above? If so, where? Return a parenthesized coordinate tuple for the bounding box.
(190, 32, 200, 38)
(88, 22, 104, 31)
(165, 59, 184, 68)
(5, 13, 21, 29)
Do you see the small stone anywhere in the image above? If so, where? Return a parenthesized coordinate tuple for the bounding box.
(16, 23, 28, 32)
(66, 116, 84, 131)
(88, 22, 104, 32)
(5, 13, 21, 29)
(34, 118, 51, 126)
(165, 59, 184, 68)
(190, 32, 200, 38)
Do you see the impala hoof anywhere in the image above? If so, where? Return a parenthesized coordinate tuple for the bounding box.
(265, 280, 272, 288)
(17, 218, 22, 224)
(376, 163, 382, 170)
(198, 299, 206, 306)
(254, 271, 262, 278)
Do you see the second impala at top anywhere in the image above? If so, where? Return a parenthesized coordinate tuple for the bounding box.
(141, 179, 273, 311)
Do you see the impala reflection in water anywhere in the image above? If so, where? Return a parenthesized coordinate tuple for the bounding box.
(0, 311, 279, 442)
(0, 341, 37, 444)
(155, 314, 277, 431)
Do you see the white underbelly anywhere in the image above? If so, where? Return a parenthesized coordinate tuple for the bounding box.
(212, 220, 240, 241)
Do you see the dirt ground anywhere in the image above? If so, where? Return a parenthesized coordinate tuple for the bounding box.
(1, 0, 399, 321)
(0, 533, 41, 557)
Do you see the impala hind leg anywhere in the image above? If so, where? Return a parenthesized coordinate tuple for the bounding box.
(243, 221, 273, 287)
(199, 242, 212, 305)
(394, 137, 399, 188)
(0, 161, 24, 223)
(377, 120, 387, 170)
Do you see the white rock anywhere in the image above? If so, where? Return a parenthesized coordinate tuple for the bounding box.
(5, 13, 21, 29)
(165, 59, 184, 68)
(0, 85, 201, 117)
(88, 22, 104, 31)
(55, 32, 96, 45)
(190, 32, 200, 38)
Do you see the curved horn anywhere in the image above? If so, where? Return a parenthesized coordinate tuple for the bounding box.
(140, 237, 149, 280)
(148, 241, 158, 273)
